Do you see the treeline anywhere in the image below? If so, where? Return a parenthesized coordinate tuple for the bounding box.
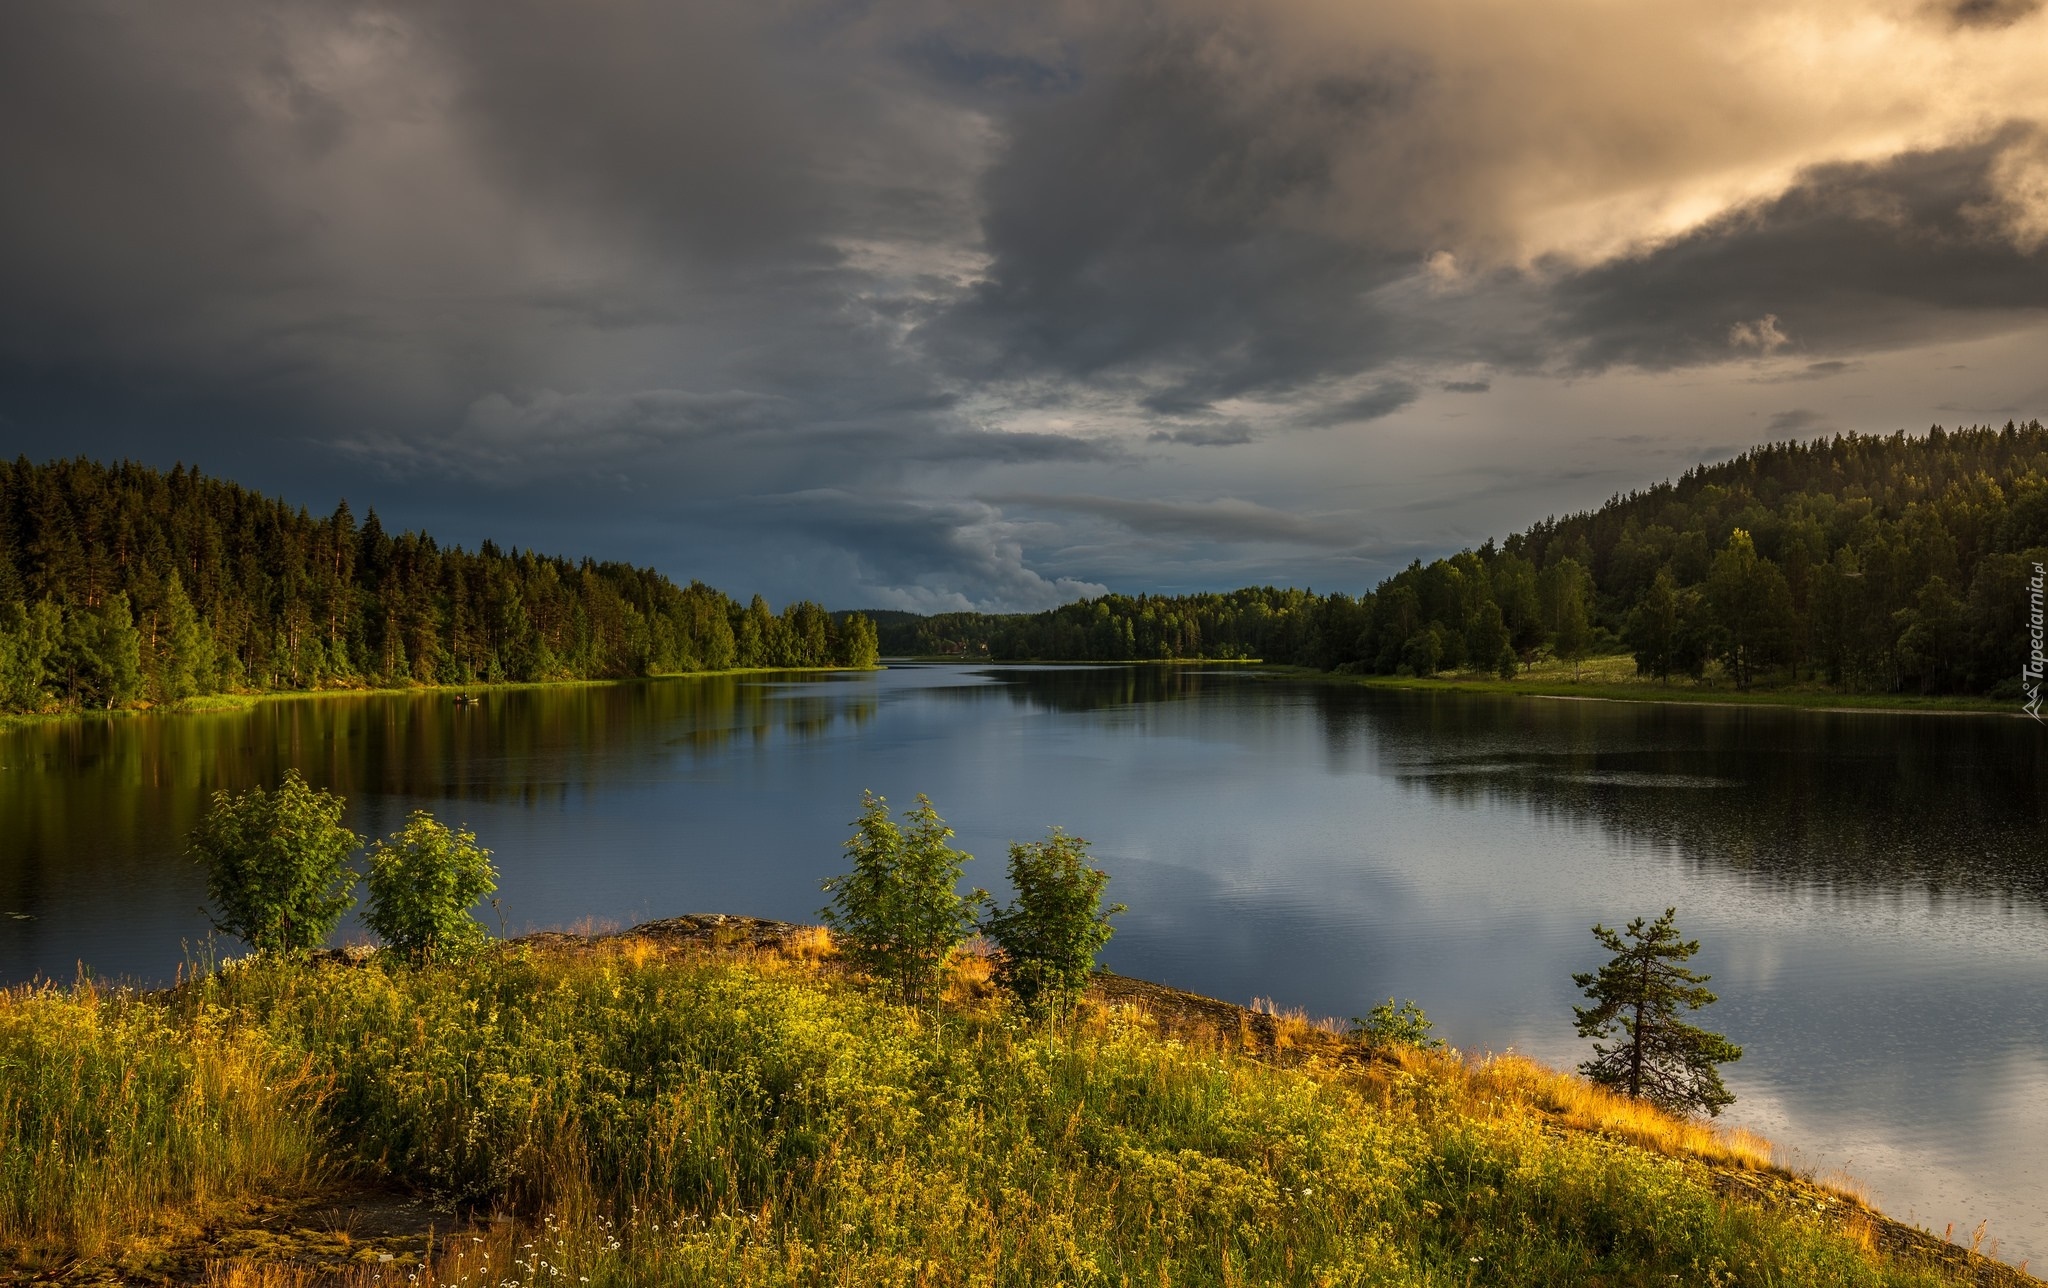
(874, 423, 2048, 696)
(0, 458, 878, 713)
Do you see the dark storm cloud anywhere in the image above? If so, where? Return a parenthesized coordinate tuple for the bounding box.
(4, 0, 2048, 609)
(1550, 127, 2048, 370)
(725, 490, 1109, 612)
(1766, 409, 1828, 434)
(990, 492, 1367, 548)
(1147, 423, 1258, 448)
(1939, 0, 2043, 27)
(1292, 380, 1422, 427)
(921, 8, 1428, 408)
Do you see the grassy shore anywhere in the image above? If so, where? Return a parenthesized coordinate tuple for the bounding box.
(0, 667, 876, 733)
(1259, 655, 2019, 716)
(0, 920, 2025, 1287)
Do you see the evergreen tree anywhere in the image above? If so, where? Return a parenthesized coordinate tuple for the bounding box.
(1706, 530, 1795, 690)
(1572, 908, 1742, 1117)
(0, 457, 878, 714)
(1626, 569, 1681, 681)
(1541, 558, 1594, 680)
(155, 572, 215, 701)
(0, 600, 59, 711)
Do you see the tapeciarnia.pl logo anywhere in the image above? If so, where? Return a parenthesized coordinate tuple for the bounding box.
(2026, 560, 2045, 722)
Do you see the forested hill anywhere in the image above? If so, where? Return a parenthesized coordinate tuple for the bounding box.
(874, 423, 2048, 697)
(0, 458, 878, 714)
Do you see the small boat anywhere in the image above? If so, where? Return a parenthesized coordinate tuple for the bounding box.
(453, 692, 481, 707)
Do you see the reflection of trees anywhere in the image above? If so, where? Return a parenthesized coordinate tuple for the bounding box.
(1323, 687, 2048, 902)
(967, 665, 1226, 714)
(0, 674, 878, 919)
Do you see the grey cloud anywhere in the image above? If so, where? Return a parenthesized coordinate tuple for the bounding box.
(1441, 380, 1492, 394)
(991, 493, 1366, 548)
(339, 384, 1114, 485)
(1294, 380, 1422, 427)
(1766, 408, 1828, 434)
(1550, 127, 2048, 370)
(921, 7, 1427, 407)
(1751, 360, 1863, 384)
(1939, 0, 2042, 27)
(1148, 423, 1258, 447)
(737, 491, 1108, 613)
(6, 0, 2048, 615)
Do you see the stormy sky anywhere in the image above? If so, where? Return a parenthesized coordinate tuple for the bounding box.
(3, 1, 2046, 610)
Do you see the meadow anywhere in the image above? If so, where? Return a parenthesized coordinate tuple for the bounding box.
(1297, 654, 2017, 714)
(0, 922, 2019, 1287)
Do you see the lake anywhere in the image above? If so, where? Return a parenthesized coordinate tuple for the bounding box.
(2, 664, 2044, 1263)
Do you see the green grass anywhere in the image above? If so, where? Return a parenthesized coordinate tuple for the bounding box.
(1269, 655, 2017, 715)
(0, 935, 1989, 1286)
(0, 666, 878, 732)
(0, 979, 327, 1266)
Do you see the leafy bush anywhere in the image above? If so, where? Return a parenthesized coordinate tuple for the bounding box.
(820, 792, 979, 1004)
(363, 811, 498, 964)
(1350, 998, 1446, 1050)
(189, 771, 360, 957)
(5, 944, 1969, 1286)
(981, 827, 1123, 1016)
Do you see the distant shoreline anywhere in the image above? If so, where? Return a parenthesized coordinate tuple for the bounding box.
(1299, 669, 2021, 717)
(0, 665, 879, 733)
(894, 655, 2023, 717)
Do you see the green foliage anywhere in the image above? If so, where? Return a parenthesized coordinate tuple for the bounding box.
(0, 457, 878, 714)
(1540, 557, 1595, 677)
(1349, 998, 1446, 1050)
(1706, 529, 1795, 690)
(869, 423, 2048, 697)
(0, 600, 59, 712)
(4, 947, 1968, 1285)
(1573, 908, 1743, 1117)
(150, 573, 215, 702)
(980, 827, 1124, 1016)
(364, 811, 498, 964)
(61, 593, 143, 710)
(0, 981, 324, 1263)
(190, 770, 361, 957)
(820, 792, 980, 1004)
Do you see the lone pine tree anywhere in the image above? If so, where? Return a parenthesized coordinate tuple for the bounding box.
(1573, 907, 1742, 1116)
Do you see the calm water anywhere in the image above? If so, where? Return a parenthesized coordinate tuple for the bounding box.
(3, 665, 2045, 1262)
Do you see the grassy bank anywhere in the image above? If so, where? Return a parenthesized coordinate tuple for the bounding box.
(0, 922, 2022, 1286)
(0, 667, 877, 734)
(1260, 655, 2018, 716)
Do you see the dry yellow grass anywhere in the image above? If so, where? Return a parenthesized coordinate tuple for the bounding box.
(1458, 1050, 1775, 1171)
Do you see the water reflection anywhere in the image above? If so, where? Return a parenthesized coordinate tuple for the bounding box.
(2, 665, 2044, 1262)
(0, 673, 876, 982)
(1333, 690, 2048, 901)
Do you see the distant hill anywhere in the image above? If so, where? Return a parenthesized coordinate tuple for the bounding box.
(0, 458, 877, 714)
(872, 423, 2048, 697)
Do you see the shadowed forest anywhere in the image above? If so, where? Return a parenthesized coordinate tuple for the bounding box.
(876, 425, 2048, 697)
(0, 459, 879, 714)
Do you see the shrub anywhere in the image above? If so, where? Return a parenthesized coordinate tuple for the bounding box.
(363, 811, 498, 964)
(820, 792, 979, 1004)
(1350, 998, 1446, 1049)
(981, 827, 1122, 1016)
(190, 771, 360, 957)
